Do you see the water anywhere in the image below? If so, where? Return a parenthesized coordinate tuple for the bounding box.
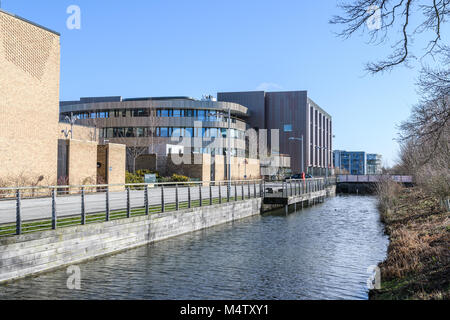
(0, 195, 388, 300)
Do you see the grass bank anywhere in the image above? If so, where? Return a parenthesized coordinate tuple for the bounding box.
(370, 186, 450, 300)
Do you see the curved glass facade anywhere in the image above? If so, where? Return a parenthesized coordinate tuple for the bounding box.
(59, 98, 249, 158)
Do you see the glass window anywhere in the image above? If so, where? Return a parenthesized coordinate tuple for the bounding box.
(284, 124, 293, 132)
(136, 128, 144, 137)
(185, 109, 194, 117)
(172, 128, 182, 137)
(185, 127, 194, 137)
(159, 127, 168, 137)
(173, 109, 183, 117)
(125, 128, 135, 137)
(221, 128, 227, 138)
(197, 110, 205, 121)
(209, 128, 217, 138)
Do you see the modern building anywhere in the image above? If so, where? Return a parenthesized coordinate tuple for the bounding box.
(60, 96, 262, 180)
(333, 151, 383, 175)
(218, 91, 332, 176)
(333, 151, 366, 175)
(367, 153, 383, 175)
(0, 9, 125, 187)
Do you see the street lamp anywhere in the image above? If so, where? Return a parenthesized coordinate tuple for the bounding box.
(65, 112, 79, 140)
(289, 136, 304, 174)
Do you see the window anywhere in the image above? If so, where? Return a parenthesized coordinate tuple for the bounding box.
(159, 127, 169, 137)
(173, 109, 183, 117)
(284, 124, 292, 132)
(185, 127, 194, 137)
(197, 110, 205, 121)
(133, 109, 149, 117)
(185, 109, 195, 117)
(172, 128, 183, 137)
(125, 128, 135, 137)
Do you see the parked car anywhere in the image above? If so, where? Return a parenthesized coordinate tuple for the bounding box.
(285, 173, 312, 181)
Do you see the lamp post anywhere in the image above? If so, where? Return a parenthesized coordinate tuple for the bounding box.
(65, 112, 79, 140)
(289, 136, 304, 174)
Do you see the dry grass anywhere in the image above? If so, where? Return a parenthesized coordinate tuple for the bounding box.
(371, 186, 450, 300)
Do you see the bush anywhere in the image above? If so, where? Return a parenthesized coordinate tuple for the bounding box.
(171, 174, 189, 182)
(375, 177, 403, 215)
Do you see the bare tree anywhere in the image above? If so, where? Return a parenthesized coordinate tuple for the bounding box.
(396, 51, 450, 199)
(331, 0, 449, 73)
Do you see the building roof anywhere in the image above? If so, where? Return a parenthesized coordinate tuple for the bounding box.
(0, 9, 60, 36)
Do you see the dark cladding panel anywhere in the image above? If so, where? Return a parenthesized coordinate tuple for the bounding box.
(217, 91, 265, 130)
(265, 91, 308, 173)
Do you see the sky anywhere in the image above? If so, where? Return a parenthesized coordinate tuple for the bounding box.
(3, 0, 448, 166)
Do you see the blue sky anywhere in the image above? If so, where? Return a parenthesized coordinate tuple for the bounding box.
(3, 0, 448, 166)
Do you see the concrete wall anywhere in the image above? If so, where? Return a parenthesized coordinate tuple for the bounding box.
(0, 198, 262, 283)
(0, 11, 60, 185)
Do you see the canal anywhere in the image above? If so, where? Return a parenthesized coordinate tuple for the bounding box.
(0, 195, 388, 300)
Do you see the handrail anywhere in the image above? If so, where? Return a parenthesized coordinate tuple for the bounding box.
(0, 179, 263, 191)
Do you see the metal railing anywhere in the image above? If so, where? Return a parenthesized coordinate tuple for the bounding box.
(264, 178, 332, 198)
(0, 180, 263, 237)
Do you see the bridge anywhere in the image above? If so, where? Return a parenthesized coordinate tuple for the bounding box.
(336, 174, 414, 194)
(337, 175, 413, 183)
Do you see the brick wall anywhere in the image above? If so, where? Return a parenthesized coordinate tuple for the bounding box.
(0, 12, 60, 185)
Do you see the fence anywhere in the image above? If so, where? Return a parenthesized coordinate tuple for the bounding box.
(266, 178, 331, 198)
(0, 180, 263, 237)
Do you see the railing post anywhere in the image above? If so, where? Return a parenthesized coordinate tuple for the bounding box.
(126, 187, 131, 218)
(218, 182, 222, 204)
(227, 181, 230, 202)
(241, 183, 245, 200)
(161, 185, 165, 213)
(209, 184, 213, 206)
(144, 185, 149, 215)
(106, 186, 110, 221)
(234, 183, 238, 201)
(16, 190, 21, 235)
(52, 188, 57, 230)
(199, 184, 202, 207)
(261, 180, 264, 198)
(248, 183, 251, 199)
(176, 184, 179, 211)
(81, 187, 86, 225)
(188, 185, 191, 208)
(254, 182, 257, 198)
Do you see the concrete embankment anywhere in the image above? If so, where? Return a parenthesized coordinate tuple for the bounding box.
(0, 198, 261, 284)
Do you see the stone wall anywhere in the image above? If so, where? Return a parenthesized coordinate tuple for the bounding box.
(0, 11, 60, 185)
(0, 198, 262, 283)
